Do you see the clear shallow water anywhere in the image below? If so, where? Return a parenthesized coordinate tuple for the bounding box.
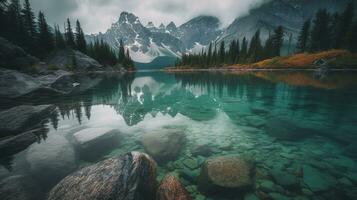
(1, 71, 357, 200)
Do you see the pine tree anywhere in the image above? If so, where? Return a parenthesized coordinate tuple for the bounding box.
(5, 0, 26, 46)
(118, 39, 125, 63)
(75, 20, 87, 53)
(330, 13, 340, 49)
(310, 9, 330, 52)
(248, 30, 263, 62)
(347, 19, 357, 52)
(219, 41, 225, 64)
(65, 18, 75, 47)
(271, 26, 284, 56)
(296, 19, 311, 53)
(37, 11, 54, 58)
(21, 0, 36, 41)
(240, 37, 248, 63)
(54, 24, 66, 49)
(207, 42, 212, 66)
(264, 34, 274, 59)
(336, 2, 354, 48)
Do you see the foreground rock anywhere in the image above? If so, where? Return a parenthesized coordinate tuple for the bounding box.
(0, 37, 38, 70)
(198, 156, 255, 195)
(46, 49, 103, 71)
(0, 105, 55, 137)
(26, 134, 76, 185)
(156, 175, 192, 200)
(48, 152, 157, 200)
(141, 129, 186, 163)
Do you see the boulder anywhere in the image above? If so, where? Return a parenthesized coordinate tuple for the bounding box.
(0, 105, 55, 137)
(156, 175, 192, 200)
(191, 144, 214, 157)
(0, 37, 38, 70)
(265, 118, 313, 140)
(141, 129, 186, 163)
(73, 128, 122, 161)
(26, 134, 76, 185)
(198, 156, 255, 195)
(270, 168, 298, 188)
(48, 152, 157, 200)
(0, 129, 40, 158)
(303, 165, 336, 192)
(46, 49, 103, 72)
(0, 175, 41, 200)
(0, 69, 42, 98)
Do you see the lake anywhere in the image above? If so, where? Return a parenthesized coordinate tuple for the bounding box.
(1, 70, 357, 200)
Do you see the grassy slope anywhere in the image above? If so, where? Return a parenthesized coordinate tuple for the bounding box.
(230, 50, 357, 69)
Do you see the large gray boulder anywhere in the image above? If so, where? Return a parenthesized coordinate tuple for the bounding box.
(0, 37, 38, 70)
(141, 129, 186, 163)
(0, 69, 42, 98)
(198, 156, 255, 195)
(46, 49, 103, 71)
(0, 105, 55, 137)
(48, 152, 157, 200)
(26, 134, 77, 185)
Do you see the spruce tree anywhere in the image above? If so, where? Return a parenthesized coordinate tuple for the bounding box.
(336, 2, 354, 48)
(310, 9, 330, 52)
(75, 20, 87, 53)
(219, 41, 225, 64)
(296, 19, 311, 53)
(21, 0, 36, 41)
(240, 37, 248, 63)
(37, 11, 54, 58)
(54, 24, 66, 49)
(248, 30, 263, 62)
(5, 0, 25, 46)
(207, 42, 212, 66)
(118, 39, 125, 64)
(65, 18, 75, 47)
(271, 26, 284, 56)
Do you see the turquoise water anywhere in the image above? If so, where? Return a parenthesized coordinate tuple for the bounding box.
(1, 71, 357, 199)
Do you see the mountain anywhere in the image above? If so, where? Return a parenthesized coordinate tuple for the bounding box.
(86, 13, 221, 65)
(86, 0, 352, 68)
(86, 12, 183, 63)
(218, 0, 351, 45)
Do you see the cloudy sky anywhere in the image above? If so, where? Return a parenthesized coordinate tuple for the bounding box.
(29, 0, 268, 34)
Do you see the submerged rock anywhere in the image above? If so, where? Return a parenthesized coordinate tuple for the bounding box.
(303, 165, 336, 192)
(141, 129, 186, 163)
(265, 118, 313, 140)
(198, 156, 255, 195)
(191, 144, 214, 157)
(0, 129, 39, 158)
(0, 105, 55, 137)
(270, 168, 299, 188)
(26, 134, 76, 185)
(74, 128, 122, 161)
(0, 175, 41, 200)
(48, 152, 157, 200)
(156, 175, 192, 200)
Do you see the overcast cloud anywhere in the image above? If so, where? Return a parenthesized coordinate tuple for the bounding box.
(29, 0, 268, 34)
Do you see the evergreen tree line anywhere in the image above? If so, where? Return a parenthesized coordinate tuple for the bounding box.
(296, 2, 357, 53)
(176, 26, 285, 67)
(0, 0, 134, 69)
(87, 39, 134, 68)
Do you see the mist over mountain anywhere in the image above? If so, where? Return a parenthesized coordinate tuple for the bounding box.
(86, 0, 352, 66)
